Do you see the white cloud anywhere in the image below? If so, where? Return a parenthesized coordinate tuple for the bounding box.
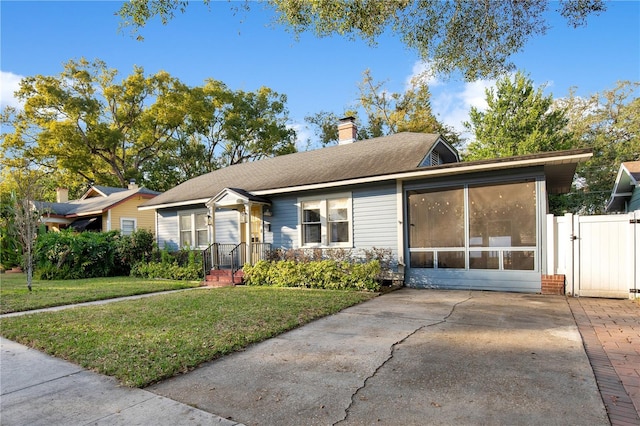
(0, 70, 25, 109)
(289, 121, 313, 151)
(431, 78, 496, 143)
(405, 60, 441, 90)
(403, 60, 498, 142)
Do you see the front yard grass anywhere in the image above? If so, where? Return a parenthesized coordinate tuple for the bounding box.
(0, 273, 201, 314)
(0, 286, 375, 387)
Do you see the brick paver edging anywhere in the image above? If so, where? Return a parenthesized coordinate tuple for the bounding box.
(568, 298, 640, 426)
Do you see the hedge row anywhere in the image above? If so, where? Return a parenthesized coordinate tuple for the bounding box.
(130, 249, 202, 281)
(243, 259, 381, 291)
(34, 229, 154, 280)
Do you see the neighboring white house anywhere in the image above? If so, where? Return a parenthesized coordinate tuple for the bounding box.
(139, 118, 591, 293)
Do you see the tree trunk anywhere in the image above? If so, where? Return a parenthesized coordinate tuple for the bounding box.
(25, 252, 33, 292)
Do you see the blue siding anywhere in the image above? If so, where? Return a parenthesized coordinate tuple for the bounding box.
(353, 184, 398, 258)
(406, 269, 541, 293)
(266, 185, 400, 265)
(269, 195, 298, 248)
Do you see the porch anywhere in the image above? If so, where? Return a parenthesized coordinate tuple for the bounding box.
(202, 242, 272, 286)
(202, 188, 273, 286)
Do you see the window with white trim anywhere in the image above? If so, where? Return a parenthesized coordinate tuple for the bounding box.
(120, 218, 137, 236)
(299, 195, 352, 247)
(179, 210, 209, 248)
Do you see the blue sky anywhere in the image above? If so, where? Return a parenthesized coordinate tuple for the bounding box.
(1, 1, 639, 146)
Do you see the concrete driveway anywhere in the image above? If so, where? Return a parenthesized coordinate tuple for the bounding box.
(149, 289, 608, 425)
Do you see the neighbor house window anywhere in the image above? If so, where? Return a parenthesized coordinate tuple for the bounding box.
(408, 180, 537, 271)
(299, 194, 352, 247)
(120, 218, 137, 236)
(179, 210, 209, 248)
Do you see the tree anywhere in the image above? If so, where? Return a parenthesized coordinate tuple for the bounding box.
(464, 71, 574, 160)
(553, 81, 640, 214)
(5, 161, 47, 291)
(1, 58, 190, 189)
(1, 59, 297, 194)
(305, 69, 460, 147)
(117, 0, 606, 80)
(138, 81, 296, 191)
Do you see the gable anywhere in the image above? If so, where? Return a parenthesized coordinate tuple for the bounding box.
(418, 139, 460, 167)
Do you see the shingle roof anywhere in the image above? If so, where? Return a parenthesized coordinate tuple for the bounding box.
(142, 132, 442, 208)
(623, 161, 640, 182)
(37, 186, 160, 217)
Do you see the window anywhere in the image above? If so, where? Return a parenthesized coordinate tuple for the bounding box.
(179, 210, 209, 248)
(302, 201, 322, 244)
(120, 218, 137, 236)
(299, 195, 352, 247)
(408, 181, 537, 271)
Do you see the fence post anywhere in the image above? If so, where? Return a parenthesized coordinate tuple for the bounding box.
(563, 213, 575, 296)
(546, 214, 556, 276)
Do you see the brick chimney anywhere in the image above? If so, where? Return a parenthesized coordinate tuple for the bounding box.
(128, 179, 138, 190)
(56, 188, 68, 203)
(338, 116, 357, 145)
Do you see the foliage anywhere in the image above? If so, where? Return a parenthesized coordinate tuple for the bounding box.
(114, 229, 156, 275)
(305, 69, 460, 148)
(33, 229, 157, 280)
(552, 81, 640, 214)
(130, 247, 203, 281)
(35, 230, 119, 280)
(0, 191, 21, 269)
(243, 259, 381, 291)
(117, 0, 605, 81)
(1, 58, 297, 194)
(464, 71, 574, 161)
(0, 273, 199, 314)
(0, 287, 375, 387)
(1, 59, 189, 189)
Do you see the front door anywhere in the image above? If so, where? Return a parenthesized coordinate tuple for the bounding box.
(240, 205, 263, 244)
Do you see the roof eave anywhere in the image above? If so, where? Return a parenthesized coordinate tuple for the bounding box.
(253, 150, 593, 196)
(138, 198, 211, 211)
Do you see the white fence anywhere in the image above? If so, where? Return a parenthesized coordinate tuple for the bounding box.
(547, 211, 640, 299)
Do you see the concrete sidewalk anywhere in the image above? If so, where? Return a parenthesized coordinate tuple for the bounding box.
(0, 337, 242, 425)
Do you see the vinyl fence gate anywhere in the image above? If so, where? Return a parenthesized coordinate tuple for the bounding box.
(548, 211, 640, 299)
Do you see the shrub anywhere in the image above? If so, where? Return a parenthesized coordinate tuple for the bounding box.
(243, 258, 381, 292)
(35, 230, 119, 280)
(130, 248, 203, 281)
(114, 229, 155, 275)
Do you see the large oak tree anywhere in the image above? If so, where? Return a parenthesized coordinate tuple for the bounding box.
(1, 59, 297, 194)
(117, 0, 606, 80)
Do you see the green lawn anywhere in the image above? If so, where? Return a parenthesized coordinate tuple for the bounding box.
(0, 273, 201, 314)
(0, 286, 376, 387)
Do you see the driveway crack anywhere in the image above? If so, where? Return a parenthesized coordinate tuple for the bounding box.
(334, 296, 472, 425)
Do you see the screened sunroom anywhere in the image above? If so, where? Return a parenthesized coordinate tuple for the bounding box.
(404, 174, 545, 292)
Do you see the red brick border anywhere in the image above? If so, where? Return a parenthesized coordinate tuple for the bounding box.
(541, 274, 565, 295)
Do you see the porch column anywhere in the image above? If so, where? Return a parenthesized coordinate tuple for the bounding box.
(209, 206, 216, 245)
(245, 202, 252, 265)
(208, 204, 216, 268)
